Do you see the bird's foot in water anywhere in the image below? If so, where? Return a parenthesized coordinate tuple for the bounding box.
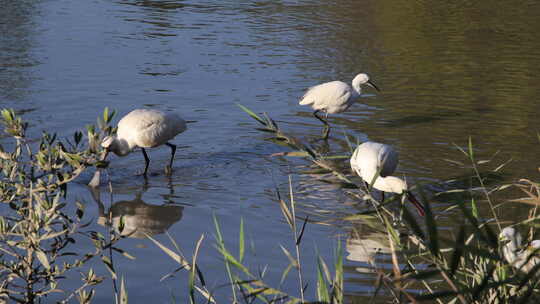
(306, 130, 330, 144)
(164, 165, 172, 176)
(165, 166, 172, 176)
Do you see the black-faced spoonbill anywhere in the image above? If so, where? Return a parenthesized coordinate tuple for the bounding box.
(299, 73, 379, 139)
(499, 227, 540, 272)
(101, 109, 187, 177)
(350, 141, 425, 216)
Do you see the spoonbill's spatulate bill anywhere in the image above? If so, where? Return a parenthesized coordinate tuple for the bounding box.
(350, 141, 425, 216)
(101, 109, 187, 177)
(499, 227, 540, 272)
(299, 73, 379, 139)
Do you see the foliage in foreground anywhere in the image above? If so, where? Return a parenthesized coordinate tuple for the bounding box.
(0, 108, 124, 303)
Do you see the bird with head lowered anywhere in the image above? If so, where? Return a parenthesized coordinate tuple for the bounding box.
(350, 141, 425, 216)
(101, 108, 187, 177)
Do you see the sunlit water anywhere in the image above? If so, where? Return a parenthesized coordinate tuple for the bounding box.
(2, 0, 540, 302)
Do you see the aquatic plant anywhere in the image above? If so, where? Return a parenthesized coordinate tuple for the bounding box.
(0, 108, 128, 303)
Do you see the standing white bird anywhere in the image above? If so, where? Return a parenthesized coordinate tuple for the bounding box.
(350, 141, 425, 216)
(299, 73, 380, 139)
(101, 109, 187, 177)
(499, 227, 540, 272)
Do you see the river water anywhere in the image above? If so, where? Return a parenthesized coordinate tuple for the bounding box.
(2, 0, 540, 302)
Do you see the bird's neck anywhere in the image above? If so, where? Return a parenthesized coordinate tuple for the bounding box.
(110, 138, 132, 156)
(503, 245, 518, 264)
(509, 238, 521, 253)
(352, 86, 362, 98)
(351, 80, 363, 97)
(502, 235, 522, 264)
(369, 176, 405, 194)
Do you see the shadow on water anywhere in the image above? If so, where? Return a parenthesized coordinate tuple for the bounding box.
(379, 110, 465, 128)
(118, 0, 188, 10)
(430, 169, 509, 206)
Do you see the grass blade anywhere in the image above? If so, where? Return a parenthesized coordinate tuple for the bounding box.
(449, 226, 466, 276)
(296, 216, 308, 245)
(119, 276, 128, 304)
(239, 218, 245, 263)
(316, 258, 330, 302)
(236, 103, 267, 126)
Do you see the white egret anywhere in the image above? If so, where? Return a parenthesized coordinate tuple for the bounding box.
(499, 227, 540, 272)
(101, 109, 187, 177)
(350, 141, 425, 216)
(299, 73, 380, 139)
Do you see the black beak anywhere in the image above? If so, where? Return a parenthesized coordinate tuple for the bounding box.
(366, 80, 380, 92)
(406, 191, 425, 217)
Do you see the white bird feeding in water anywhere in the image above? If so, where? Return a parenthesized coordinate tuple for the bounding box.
(499, 227, 540, 272)
(350, 141, 425, 216)
(299, 73, 380, 139)
(101, 109, 187, 177)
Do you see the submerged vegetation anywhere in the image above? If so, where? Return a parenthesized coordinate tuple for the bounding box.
(1, 106, 540, 303)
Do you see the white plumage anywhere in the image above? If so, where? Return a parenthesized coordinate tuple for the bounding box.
(350, 142, 399, 186)
(500, 227, 540, 272)
(350, 141, 425, 216)
(101, 109, 187, 176)
(299, 73, 379, 139)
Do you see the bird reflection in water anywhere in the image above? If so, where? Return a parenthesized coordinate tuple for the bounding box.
(346, 226, 392, 273)
(89, 187, 183, 239)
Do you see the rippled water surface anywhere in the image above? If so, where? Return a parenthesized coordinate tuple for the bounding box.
(2, 0, 540, 302)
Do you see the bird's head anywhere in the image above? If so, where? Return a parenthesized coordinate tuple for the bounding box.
(100, 136, 131, 157)
(500, 227, 516, 242)
(353, 73, 380, 92)
(100, 136, 115, 160)
(101, 136, 115, 149)
(385, 176, 425, 216)
(500, 227, 522, 249)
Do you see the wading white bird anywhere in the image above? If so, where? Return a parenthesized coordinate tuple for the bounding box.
(101, 109, 187, 177)
(499, 227, 540, 272)
(299, 73, 379, 139)
(350, 141, 425, 216)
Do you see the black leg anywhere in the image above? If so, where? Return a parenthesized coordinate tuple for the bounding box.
(381, 191, 385, 202)
(141, 148, 150, 177)
(313, 110, 330, 140)
(165, 142, 176, 175)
